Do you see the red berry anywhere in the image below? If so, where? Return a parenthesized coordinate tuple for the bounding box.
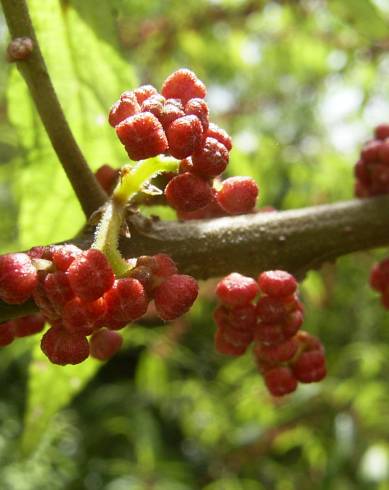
(361, 140, 381, 163)
(263, 366, 297, 396)
(375, 124, 389, 140)
(52, 244, 82, 272)
(63, 297, 106, 335)
(116, 112, 168, 161)
(216, 273, 259, 307)
(214, 326, 248, 356)
(154, 274, 198, 320)
(161, 69, 206, 104)
(292, 350, 326, 383)
(258, 270, 298, 298)
(134, 85, 158, 104)
(141, 94, 165, 119)
(90, 328, 123, 361)
(67, 249, 115, 302)
(213, 303, 257, 333)
(108, 91, 140, 127)
(354, 159, 370, 185)
(41, 326, 89, 365)
(159, 101, 185, 130)
(255, 295, 298, 324)
(13, 314, 45, 337)
(254, 337, 298, 364)
(206, 123, 232, 151)
(94, 164, 119, 194)
(104, 278, 148, 326)
(370, 259, 389, 292)
(216, 176, 258, 215)
(378, 140, 389, 165)
(254, 322, 286, 345)
(44, 271, 74, 308)
(166, 115, 203, 159)
(191, 137, 229, 178)
(0, 253, 38, 304)
(165, 172, 213, 212)
(0, 321, 15, 346)
(184, 98, 209, 132)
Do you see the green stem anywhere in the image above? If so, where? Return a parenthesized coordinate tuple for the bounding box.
(93, 158, 179, 275)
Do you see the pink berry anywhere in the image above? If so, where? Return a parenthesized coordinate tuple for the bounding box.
(375, 124, 389, 140)
(258, 270, 298, 298)
(134, 85, 158, 104)
(191, 137, 229, 178)
(263, 366, 297, 396)
(216, 273, 259, 307)
(67, 249, 115, 302)
(116, 112, 168, 161)
(292, 350, 326, 383)
(166, 115, 203, 159)
(0, 253, 38, 304)
(161, 69, 206, 104)
(206, 123, 232, 151)
(41, 326, 89, 365)
(165, 172, 213, 212)
(184, 98, 209, 132)
(108, 91, 140, 127)
(214, 326, 249, 356)
(63, 297, 106, 335)
(154, 274, 198, 320)
(141, 94, 165, 120)
(13, 314, 45, 337)
(44, 271, 74, 308)
(104, 278, 148, 327)
(216, 176, 258, 215)
(90, 328, 123, 361)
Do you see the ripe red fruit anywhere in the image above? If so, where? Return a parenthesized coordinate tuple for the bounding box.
(41, 326, 89, 365)
(67, 249, 115, 302)
(361, 140, 381, 163)
(257, 270, 298, 298)
(166, 115, 203, 159)
(165, 172, 213, 212)
(159, 101, 185, 130)
(104, 278, 148, 326)
(116, 112, 168, 161)
(44, 271, 74, 308)
(370, 259, 389, 292)
(184, 98, 209, 132)
(52, 244, 82, 272)
(161, 69, 206, 104)
(216, 176, 258, 215)
(216, 273, 259, 307)
(254, 337, 299, 364)
(13, 314, 45, 337)
(263, 366, 297, 396)
(0, 321, 15, 346)
(90, 328, 123, 361)
(134, 84, 158, 104)
(108, 91, 140, 127)
(214, 326, 249, 356)
(191, 137, 229, 178)
(141, 94, 166, 120)
(94, 164, 119, 195)
(0, 253, 38, 304)
(292, 350, 326, 383)
(63, 297, 106, 335)
(255, 294, 298, 324)
(206, 123, 233, 151)
(153, 274, 198, 320)
(375, 124, 389, 141)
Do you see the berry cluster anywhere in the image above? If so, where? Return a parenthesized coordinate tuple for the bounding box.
(0, 247, 198, 365)
(214, 270, 326, 396)
(354, 123, 389, 198)
(0, 314, 45, 347)
(108, 69, 258, 218)
(370, 258, 389, 309)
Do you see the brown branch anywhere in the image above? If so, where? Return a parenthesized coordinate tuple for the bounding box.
(1, 0, 107, 217)
(2, 194, 389, 322)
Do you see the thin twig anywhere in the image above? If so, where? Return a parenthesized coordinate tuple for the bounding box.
(1, 0, 107, 217)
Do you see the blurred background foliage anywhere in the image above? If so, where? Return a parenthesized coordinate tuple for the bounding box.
(0, 0, 389, 488)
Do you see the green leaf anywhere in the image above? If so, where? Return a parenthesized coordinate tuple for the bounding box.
(21, 337, 101, 456)
(7, 0, 137, 249)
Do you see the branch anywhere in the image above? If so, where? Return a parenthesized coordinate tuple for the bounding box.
(1, 0, 107, 217)
(2, 194, 389, 321)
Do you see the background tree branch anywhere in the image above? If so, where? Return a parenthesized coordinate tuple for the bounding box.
(2, 194, 388, 322)
(1, 0, 107, 217)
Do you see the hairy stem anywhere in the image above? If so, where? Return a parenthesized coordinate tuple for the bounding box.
(1, 0, 107, 217)
(1, 195, 389, 321)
